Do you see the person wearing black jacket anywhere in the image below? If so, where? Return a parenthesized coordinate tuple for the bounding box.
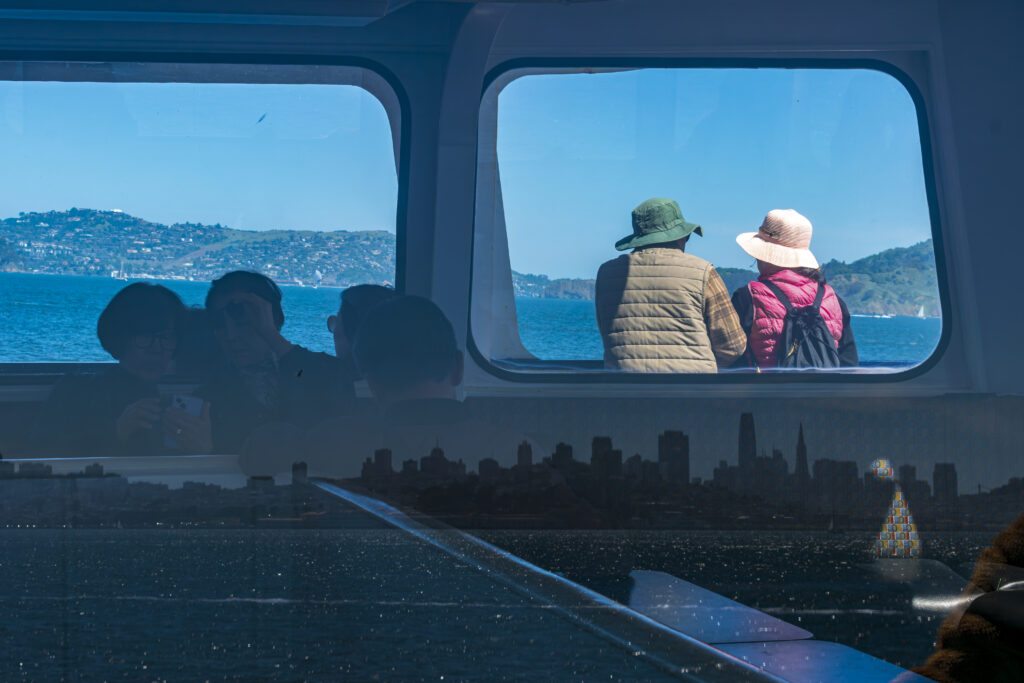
(730, 209, 858, 369)
(730, 279, 858, 368)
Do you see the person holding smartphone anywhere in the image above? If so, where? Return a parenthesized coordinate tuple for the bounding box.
(200, 271, 355, 453)
(32, 282, 212, 457)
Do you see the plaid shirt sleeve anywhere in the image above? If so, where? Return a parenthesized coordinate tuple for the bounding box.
(704, 267, 747, 367)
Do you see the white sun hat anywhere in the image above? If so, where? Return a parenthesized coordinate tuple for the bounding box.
(735, 209, 820, 269)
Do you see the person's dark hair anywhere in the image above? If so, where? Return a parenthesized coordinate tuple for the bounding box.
(97, 283, 185, 359)
(353, 295, 458, 390)
(205, 271, 285, 330)
(339, 284, 397, 340)
(792, 267, 826, 283)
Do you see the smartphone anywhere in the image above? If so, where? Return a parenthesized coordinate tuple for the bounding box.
(163, 394, 204, 448)
(171, 394, 203, 417)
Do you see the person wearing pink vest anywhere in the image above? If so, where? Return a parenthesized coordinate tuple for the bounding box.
(730, 209, 858, 368)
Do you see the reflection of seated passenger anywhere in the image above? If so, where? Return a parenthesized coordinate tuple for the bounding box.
(327, 284, 396, 378)
(201, 271, 354, 453)
(32, 283, 210, 457)
(731, 210, 857, 368)
(243, 296, 541, 478)
(595, 198, 746, 372)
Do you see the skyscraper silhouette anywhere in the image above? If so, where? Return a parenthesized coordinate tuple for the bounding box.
(739, 413, 756, 471)
(933, 463, 958, 505)
(517, 441, 533, 469)
(552, 443, 573, 470)
(591, 436, 622, 478)
(658, 430, 690, 484)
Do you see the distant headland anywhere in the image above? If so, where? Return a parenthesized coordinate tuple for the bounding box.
(0, 209, 938, 316)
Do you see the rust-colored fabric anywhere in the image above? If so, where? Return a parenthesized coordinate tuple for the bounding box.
(703, 267, 748, 366)
(914, 513, 1024, 682)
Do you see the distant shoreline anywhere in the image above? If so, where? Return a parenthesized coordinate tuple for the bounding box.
(0, 269, 346, 291)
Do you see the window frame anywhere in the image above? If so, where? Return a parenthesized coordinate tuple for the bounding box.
(0, 54, 409, 386)
(468, 57, 950, 385)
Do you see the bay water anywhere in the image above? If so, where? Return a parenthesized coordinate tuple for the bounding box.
(0, 272, 941, 365)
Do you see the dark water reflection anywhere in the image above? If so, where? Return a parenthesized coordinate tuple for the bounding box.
(0, 527, 991, 678)
(0, 529, 678, 681)
(476, 529, 991, 669)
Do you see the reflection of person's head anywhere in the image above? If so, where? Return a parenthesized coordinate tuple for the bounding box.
(97, 282, 185, 382)
(328, 284, 396, 368)
(353, 295, 463, 406)
(206, 271, 284, 370)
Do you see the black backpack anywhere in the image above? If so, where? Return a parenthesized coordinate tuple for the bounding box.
(758, 280, 841, 369)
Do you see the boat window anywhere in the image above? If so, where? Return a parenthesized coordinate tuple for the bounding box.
(0, 62, 399, 369)
(473, 67, 943, 379)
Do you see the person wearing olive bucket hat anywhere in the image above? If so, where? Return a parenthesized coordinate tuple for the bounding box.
(595, 198, 746, 373)
(730, 209, 858, 368)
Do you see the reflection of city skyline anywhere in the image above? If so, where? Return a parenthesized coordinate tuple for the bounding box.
(353, 412, 1022, 531)
(1, 411, 1021, 531)
(0, 459, 349, 529)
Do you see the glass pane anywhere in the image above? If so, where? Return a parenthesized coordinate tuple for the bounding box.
(489, 68, 940, 374)
(0, 76, 397, 363)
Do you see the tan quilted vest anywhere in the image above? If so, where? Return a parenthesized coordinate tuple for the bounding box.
(595, 248, 717, 373)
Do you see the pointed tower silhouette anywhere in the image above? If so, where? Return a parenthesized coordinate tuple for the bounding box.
(794, 424, 810, 490)
(871, 459, 921, 558)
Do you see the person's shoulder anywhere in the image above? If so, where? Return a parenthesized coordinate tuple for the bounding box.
(635, 248, 710, 268)
(678, 251, 713, 268)
(829, 288, 850, 313)
(282, 346, 342, 371)
(731, 282, 753, 302)
(309, 410, 380, 437)
(597, 254, 629, 272)
(43, 371, 98, 402)
(305, 411, 386, 478)
(288, 345, 335, 361)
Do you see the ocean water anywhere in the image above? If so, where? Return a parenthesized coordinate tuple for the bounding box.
(0, 528, 988, 678)
(0, 272, 942, 365)
(0, 273, 342, 363)
(515, 296, 943, 365)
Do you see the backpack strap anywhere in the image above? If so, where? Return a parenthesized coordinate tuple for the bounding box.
(759, 279, 795, 314)
(760, 279, 825, 312)
(744, 283, 760, 372)
(811, 281, 825, 310)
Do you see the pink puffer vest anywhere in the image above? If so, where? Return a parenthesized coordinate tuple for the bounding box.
(749, 270, 843, 368)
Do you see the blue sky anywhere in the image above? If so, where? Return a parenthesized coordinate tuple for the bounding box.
(0, 81, 398, 233)
(0, 69, 933, 278)
(499, 68, 933, 277)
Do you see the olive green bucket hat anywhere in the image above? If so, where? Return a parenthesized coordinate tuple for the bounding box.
(615, 198, 703, 251)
